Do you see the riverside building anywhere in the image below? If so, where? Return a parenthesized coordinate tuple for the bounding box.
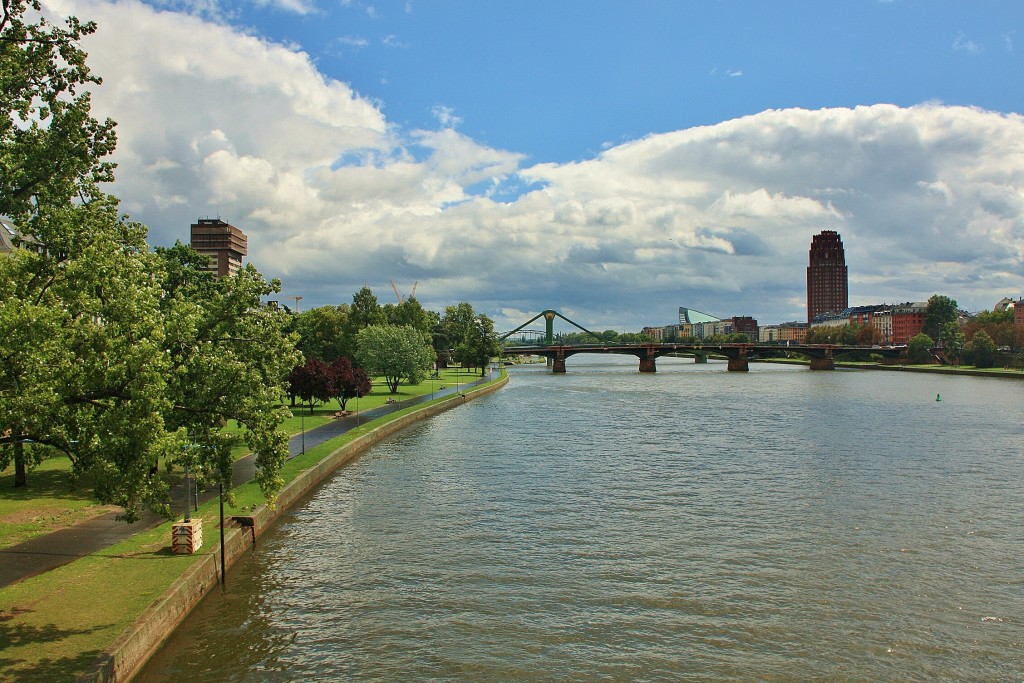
(806, 230, 848, 323)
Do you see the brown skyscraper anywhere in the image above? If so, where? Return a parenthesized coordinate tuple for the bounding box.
(806, 230, 848, 322)
(190, 218, 247, 277)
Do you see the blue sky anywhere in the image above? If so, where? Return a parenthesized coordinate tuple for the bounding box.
(50, 0, 1024, 331)
(224, 1, 1022, 162)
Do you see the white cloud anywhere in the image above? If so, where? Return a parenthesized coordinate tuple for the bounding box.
(953, 31, 981, 53)
(57, 0, 1024, 330)
(337, 35, 370, 49)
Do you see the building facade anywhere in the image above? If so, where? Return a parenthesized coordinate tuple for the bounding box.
(890, 302, 927, 344)
(806, 230, 848, 323)
(189, 218, 247, 278)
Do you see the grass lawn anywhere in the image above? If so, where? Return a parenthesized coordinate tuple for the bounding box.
(0, 456, 115, 549)
(0, 367, 503, 681)
(0, 368, 484, 552)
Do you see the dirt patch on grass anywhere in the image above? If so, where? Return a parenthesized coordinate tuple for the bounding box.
(0, 504, 118, 548)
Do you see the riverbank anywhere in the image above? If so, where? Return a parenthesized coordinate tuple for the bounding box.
(755, 357, 1024, 378)
(0, 369, 506, 683)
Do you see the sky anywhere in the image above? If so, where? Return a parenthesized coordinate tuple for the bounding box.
(42, 0, 1024, 332)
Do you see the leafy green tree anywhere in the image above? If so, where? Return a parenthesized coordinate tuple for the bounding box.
(338, 286, 385, 360)
(454, 314, 501, 375)
(939, 321, 966, 365)
(442, 302, 476, 349)
(907, 333, 935, 364)
(356, 325, 435, 393)
(296, 304, 350, 361)
(924, 295, 959, 339)
(1, 2, 300, 518)
(155, 248, 301, 512)
(384, 295, 434, 335)
(967, 330, 997, 368)
(0, 0, 116, 220)
(1, 199, 173, 512)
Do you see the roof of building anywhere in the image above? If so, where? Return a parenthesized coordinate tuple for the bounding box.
(0, 217, 17, 252)
(678, 307, 721, 324)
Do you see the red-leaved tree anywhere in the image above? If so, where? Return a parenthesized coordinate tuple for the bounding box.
(329, 357, 372, 411)
(287, 358, 334, 412)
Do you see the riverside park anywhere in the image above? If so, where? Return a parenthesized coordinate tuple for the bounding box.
(0, 366, 506, 682)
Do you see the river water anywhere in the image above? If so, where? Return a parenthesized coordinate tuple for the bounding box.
(140, 357, 1023, 681)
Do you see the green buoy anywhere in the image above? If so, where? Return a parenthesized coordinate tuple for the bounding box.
(936, 393, 941, 402)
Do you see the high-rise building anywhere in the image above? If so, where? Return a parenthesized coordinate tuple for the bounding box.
(806, 230, 848, 323)
(189, 218, 247, 277)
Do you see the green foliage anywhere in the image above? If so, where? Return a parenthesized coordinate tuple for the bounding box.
(296, 304, 350, 361)
(0, 0, 116, 220)
(155, 248, 301, 509)
(453, 314, 501, 375)
(939, 321, 966, 365)
(907, 333, 935, 364)
(962, 308, 1022, 350)
(924, 295, 958, 339)
(807, 323, 879, 345)
(384, 295, 435, 337)
(356, 325, 435, 393)
(966, 329, 997, 368)
(1, 199, 174, 517)
(1, 7, 300, 520)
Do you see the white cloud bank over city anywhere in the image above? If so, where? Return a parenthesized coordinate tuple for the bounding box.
(57, 0, 1024, 330)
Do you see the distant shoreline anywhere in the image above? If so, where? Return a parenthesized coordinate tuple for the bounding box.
(754, 358, 1024, 379)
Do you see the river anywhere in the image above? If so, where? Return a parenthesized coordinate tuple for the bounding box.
(140, 356, 1024, 681)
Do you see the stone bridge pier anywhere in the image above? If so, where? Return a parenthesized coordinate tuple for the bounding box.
(638, 346, 657, 373)
(809, 355, 835, 370)
(722, 347, 750, 372)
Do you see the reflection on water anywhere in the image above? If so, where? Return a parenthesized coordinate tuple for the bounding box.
(141, 358, 1024, 681)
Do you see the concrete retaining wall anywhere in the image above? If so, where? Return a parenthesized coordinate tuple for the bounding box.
(78, 373, 508, 682)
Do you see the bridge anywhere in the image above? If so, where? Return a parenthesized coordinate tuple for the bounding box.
(499, 310, 903, 373)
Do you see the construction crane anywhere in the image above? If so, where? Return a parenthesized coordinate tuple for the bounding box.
(390, 281, 419, 303)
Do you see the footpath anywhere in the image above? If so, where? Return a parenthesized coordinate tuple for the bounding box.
(0, 376, 492, 589)
(0, 371, 506, 683)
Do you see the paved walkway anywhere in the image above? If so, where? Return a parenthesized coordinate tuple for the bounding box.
(0, 373, 494, 589)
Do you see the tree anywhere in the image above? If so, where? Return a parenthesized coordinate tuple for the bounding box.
(1, 199, 173, 511)
(156, 250, 301, 511)
(329, 357, 371, 411)
(907, 333, 935, 364)
(454, 314, 501, 375)
(287, 358, 335, 412)
(924, 295, 959, 339)
(939, 321, 966, 366)
(356, 325, 435, 393)
(0, 3, 301, 518)
(385, 295, 434, 337)
(296, 305, 350, 362)
(967, 330, 997, 368)
(0, 0, 117, 220)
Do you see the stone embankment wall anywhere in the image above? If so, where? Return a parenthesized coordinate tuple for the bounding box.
(79, 374, 508, 683)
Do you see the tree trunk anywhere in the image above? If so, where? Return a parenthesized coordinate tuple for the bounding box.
(14, 441, 27, 488)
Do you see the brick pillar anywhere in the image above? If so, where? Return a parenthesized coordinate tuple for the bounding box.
(552, 353, 567, 373)
(809, 356, 835, 370)
(693, 354, 707, 363)
(639, 356, 657, 372)
(727, 357, 749, 372)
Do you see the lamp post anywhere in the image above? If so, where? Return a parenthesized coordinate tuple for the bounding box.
(183, 459, 191, 523)
(218, 482, 226, 585)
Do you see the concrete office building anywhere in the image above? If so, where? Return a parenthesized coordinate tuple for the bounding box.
(190, 218, 247, 278)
